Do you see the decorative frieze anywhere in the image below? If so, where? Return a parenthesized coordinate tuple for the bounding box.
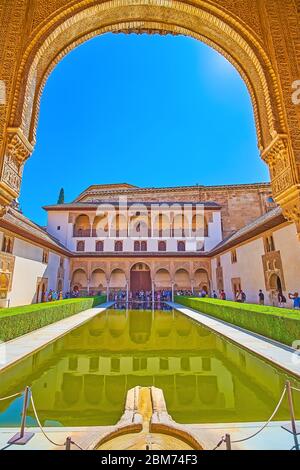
(262, 135, 295, 197)
(262, 251, 286, 292)
(1, 128, 33, 194)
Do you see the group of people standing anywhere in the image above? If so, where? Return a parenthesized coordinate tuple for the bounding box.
(42, 289, 63, 302)
(209, 288, 300, 310)
(260, 289, 300, 309)
(211, 290, 246, 302)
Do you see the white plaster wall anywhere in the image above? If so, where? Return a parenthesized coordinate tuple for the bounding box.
(50, 209, 223, 254)
(47, 212, 69, 246)
(9, 257, 47, 307)
(63, 257, 71, 293)
(273, 224, 300, 301)
(211, 225, 300, 306)
(206, 212, 223, 251)
(13, 238, 43, 262)
(212, 238, 266, 303)
(6, 238, 62, 307)
(43, 252, 61, 291)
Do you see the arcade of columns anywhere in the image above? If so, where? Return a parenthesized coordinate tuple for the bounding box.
(70, 259, 211, 300)
(0, 1, 300, 231)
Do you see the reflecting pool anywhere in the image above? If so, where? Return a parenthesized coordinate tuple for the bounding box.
(0, 302, 299, 427)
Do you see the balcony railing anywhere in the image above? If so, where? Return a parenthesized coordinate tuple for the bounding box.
(73, 227, 208, 238)
(73, 229, 91, 237)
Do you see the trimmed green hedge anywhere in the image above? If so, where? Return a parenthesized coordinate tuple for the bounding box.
(175, 296, 300, 347)
(0, 295, 106, 342)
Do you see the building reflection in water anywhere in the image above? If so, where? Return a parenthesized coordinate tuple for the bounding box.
(0, 303, 299, 427)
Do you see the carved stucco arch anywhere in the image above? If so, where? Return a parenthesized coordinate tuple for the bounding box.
(3, 0, 299, 228)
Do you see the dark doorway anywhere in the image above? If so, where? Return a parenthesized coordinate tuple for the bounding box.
(130, 263, 151, 292)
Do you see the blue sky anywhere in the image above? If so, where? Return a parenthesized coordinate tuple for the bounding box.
(20, 33, 269, 225)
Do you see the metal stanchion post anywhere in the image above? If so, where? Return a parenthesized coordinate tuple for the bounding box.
(65, 436, 72, 450)
(8, 386, 34, 445)
(225, 434, 232, 450)
(282, 381, 300, 450)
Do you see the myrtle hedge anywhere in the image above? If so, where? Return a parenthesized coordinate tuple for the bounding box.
(0, 295, 106, 342)
(175, 296, 300, 347)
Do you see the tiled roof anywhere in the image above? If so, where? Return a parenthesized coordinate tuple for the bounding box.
(210, 206, 284, 254)
(74, 181, 271, 202)
(43, 201, 222, 210)
(1, 207, 71, 253)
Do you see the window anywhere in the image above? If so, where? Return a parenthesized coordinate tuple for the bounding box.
(115, 241, 123, 252)
(231, 249, 237, 264)
(134, 241, 140, 252)
(265, 235, 276, 253)
(76, 241, 85, 252)
(217, 257, 221, 268)
(177, 241, 186, 252)
(42, 250, 49, 264)
(158, 241, 166, 252)
(1, 235, 13, 254)
(59, 257, 64, 268)
(95, 240, 104, 252)
(57, 226, 61, 231)
(141, 241, 147, 251)
(204, 216, 209, 237)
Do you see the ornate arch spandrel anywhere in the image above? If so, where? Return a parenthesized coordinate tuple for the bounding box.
(0, 0, 299, 229)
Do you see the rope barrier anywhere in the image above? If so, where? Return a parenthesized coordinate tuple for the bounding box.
(30, 392, 84, 450)
(70, 440, 84, 451)
(211, 385, 288, 450)
(291, 386, 300, 394)
(231, 386, 287, 444)
(0, 391, 22, 401)
(211, 437, 225, 450)
(30, 393, 65, 447)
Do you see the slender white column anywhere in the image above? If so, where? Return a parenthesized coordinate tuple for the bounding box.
(106, 279, 109, 302)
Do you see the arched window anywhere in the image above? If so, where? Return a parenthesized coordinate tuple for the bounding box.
(76, 241, 85, 252)
(134, 241, 140, 252)
(141, 241, 147, 251)
(42, 250, 49, 263)
(95, 240, 104, 252)
(158, 241, 166, 252)
(204, 216, 209, 237)
(2, 235, 13, 254)
(73, 214, 91, 237)
(265, 235, 276, 253)
(115, 241, 123, 252)
(177, 241, 185, 252)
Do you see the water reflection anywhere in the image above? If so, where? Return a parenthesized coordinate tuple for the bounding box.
(0, 305, 299, 427)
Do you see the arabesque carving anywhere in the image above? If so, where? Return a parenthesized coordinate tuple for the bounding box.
(0, 1, 299, 233)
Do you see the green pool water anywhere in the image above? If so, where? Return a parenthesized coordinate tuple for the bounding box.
(0, 303, 299, 428)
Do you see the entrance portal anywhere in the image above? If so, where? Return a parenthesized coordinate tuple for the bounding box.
(130, 263, 151, 293)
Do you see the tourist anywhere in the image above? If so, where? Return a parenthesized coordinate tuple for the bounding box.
(278, 291, 287, 308)
(235, 290, 242, 303)
(288, 292, 300, 309)
(212, 290, 218, 299)
(220, 290, 226, 301)
(51, 290, 57, 301)
(241, 291, 246, 303)
(258, 290, 265, 305)
(201, 289, 207, 298)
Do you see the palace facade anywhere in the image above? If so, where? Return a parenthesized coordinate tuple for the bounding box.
(0, 182, 299, 308)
